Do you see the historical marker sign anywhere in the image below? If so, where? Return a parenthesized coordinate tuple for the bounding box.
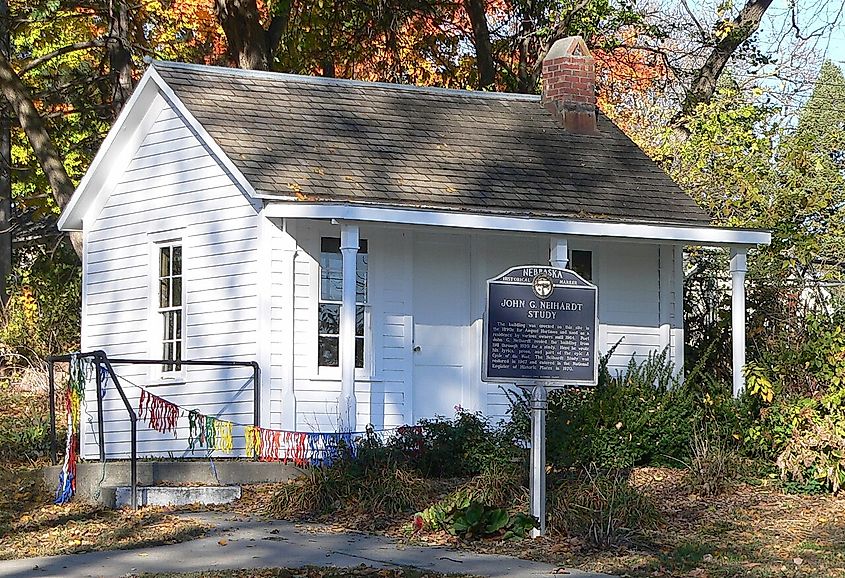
(483, 265, 598, 385)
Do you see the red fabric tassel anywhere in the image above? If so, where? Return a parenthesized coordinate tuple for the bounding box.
(282, 431, 308, 467)
(139, 389, 180, 436)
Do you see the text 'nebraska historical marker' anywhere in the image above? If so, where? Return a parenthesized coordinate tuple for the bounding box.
(483, 265, 598, 385)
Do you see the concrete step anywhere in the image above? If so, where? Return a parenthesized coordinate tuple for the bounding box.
(42, 460, 302, 505)
(106, 485, 242, 508)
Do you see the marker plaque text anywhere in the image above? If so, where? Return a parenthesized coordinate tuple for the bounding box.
(483, 266, 598, 385)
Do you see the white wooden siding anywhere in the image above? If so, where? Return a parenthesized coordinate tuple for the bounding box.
(80, 96, 262, 459)
(272, 223, 683, 431)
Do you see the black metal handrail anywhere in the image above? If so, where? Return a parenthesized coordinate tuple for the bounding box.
(47, 351, 261, 510)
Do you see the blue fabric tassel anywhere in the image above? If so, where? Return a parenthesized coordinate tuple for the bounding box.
(55, 471, 74, 505)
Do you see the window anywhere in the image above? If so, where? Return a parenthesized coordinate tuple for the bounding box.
(318, 237, 368, 368)
(158, 244, 183, 372)
(571, 250, 592, 281)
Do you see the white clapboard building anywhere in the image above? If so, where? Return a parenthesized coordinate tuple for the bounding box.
(58, 37, 770, 459)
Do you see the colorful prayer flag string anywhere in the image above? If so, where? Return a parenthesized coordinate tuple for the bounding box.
(138, 389, 180, 436)
(56, 354, 88, 505)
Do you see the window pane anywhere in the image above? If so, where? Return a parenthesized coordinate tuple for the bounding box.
(175, 341, 181, 362)
(160, 247, 170, 278)
(571, 250, 592, 281)
(356, 253, 368, 303)
(318, 336, 339, 367)
(356, 305, 364, 336)
(163, 341, 173, 362)
(172, 246, 182, 276)
(175, 310, 182, 339)
(318, 303, 340, 335)
(355, 338, 364, 368)
(172, 277, 182, 307)
(320, 252, 342, 301)
(320, 237, 341, 253)
(163, 311, 173, 340)
(160, 279, 170, 308)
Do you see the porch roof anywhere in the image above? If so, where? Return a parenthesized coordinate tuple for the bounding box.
(152, 61, 712, 228)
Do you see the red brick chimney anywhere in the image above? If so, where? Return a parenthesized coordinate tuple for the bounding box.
(541, 36, 597, 134)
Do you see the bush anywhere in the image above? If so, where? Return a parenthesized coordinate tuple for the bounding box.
(387, 409, 523, 478)
(776, 409, 845, 494)
(269, 458, 429, 519)
(0, 243, 80, 367)
(548, 466, 660, 548)
(506, 349, 743, 469)
(0, 385, 55, 463)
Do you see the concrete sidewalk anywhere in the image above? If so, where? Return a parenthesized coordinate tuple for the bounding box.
(0, 512, 613, 578)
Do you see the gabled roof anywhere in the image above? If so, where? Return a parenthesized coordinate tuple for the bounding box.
(152, 61, 711, 226)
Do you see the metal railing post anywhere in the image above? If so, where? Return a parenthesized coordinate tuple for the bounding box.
(47, 357, 56, 465)
(252, 361, 260, 427)
(95, 360, 105, 462)
(94, 351, 138, 510)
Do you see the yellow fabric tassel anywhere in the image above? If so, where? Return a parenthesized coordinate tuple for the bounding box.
(69, 388, 82, 429)
(215, 420, 233, 453)
(244, 425, 261, 458)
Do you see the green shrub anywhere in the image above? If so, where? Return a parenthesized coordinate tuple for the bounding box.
(548, 466, 660, 548)
(506, 349, 742, 469)
(387, 409, 522, 478)
(776, 410, 845, 493)
(0, 244, 80, 366)
(0, 385, 55, 463)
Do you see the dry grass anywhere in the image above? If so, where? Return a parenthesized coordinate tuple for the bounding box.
(463, 467, 845, 578)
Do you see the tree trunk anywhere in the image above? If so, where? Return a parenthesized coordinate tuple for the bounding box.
(463, 0, 495, 89)
(107, 0, 134, 118)
(679, 0, 774, 118)
(0, 0, 10, 303)
(0, 52, 80, 256)
(214, 0, 270, 70)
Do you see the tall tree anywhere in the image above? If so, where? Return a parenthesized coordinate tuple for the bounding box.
(0, 0, 9, 301)
(107, 0, 135, 117)
(214, 0, 290, 70)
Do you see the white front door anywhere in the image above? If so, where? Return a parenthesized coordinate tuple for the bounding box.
(413, 235, 470, 420)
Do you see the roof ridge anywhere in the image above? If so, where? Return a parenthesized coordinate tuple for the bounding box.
(150, 60, 541, 102)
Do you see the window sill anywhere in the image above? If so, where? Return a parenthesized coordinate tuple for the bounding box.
(145, 372, 187, 387)
(307, 374, 383, 383)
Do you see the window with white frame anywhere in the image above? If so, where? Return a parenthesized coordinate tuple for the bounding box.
(318, 237, 368, 368)
(157, 244, 183, 372)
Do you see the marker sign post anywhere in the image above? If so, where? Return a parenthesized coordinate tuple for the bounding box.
(482, 266, 598, 536)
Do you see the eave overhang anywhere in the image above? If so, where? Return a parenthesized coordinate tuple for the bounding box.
(262, 201, 771, 247)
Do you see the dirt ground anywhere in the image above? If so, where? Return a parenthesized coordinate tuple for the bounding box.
(229, 468, 845, 578)
(0, 464, 210, 560)
(2, 464, 844, 577)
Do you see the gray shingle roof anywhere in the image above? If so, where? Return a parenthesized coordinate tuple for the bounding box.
(153, 61, 710, 226)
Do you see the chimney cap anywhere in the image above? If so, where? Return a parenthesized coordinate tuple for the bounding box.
(545, 36, 592, 61)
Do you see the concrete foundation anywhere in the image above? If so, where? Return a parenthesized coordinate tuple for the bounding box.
(42, 460, 302, 505)
(114, 485, 241, 508)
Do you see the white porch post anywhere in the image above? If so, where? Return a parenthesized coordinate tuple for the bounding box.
(550, 237, 568, 269)
(730, 248, 747, 398)
(338, 224, 359, 431)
